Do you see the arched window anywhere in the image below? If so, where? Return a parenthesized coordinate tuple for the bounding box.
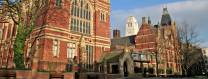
(71, 0, 92, 35)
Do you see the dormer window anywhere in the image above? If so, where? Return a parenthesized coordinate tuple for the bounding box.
(56, 0, 62, 7)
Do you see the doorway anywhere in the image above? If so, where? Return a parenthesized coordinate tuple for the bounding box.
(112, 65, 119, 74)
(124, 61, 128, 77)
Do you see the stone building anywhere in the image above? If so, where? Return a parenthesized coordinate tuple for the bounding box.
(0, 0, 111, 72)
(111, 7, 182, 76)
(99, 48, 134, 77)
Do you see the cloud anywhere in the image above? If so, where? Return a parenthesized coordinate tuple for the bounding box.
(111, 0, 208, 47)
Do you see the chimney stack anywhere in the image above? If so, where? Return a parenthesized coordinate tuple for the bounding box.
(142, 17, 148, 24)
(148, 16, 151, 24)
(113, 29, 120, 39)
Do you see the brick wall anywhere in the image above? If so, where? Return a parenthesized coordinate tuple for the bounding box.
(135, 24, 156, 52)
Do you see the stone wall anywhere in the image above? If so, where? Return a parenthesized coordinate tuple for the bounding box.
(0, 70, 75, 79)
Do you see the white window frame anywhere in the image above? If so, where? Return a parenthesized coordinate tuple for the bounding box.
(67, 42, 76, 59)
(71, 1, 92, 35)
(52, 39, 59, 57)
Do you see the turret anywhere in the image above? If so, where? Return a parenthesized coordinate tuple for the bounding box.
(161, 7, 172, 26)
(125, 16, 139, 36)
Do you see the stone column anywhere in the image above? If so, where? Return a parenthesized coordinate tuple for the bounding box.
(120, 64, 124, 77)
(104, 61, 107, 74)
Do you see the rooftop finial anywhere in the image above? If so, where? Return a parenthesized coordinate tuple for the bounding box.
(163, 5, 168, 15)
(164, 4, 167, 9)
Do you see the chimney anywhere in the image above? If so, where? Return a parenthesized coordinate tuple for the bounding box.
(113, 29, 120, 39)
(148, 16, 151, 24)
(142, 17, 148, 24)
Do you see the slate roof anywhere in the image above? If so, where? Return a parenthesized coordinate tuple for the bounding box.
(99, 50, 122, 63)
(111, 35, 136, 46)
(99, 50, 132, 63)
(161, 14, 171, 26)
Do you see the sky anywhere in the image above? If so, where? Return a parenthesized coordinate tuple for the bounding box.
(110, 0, 208, 48)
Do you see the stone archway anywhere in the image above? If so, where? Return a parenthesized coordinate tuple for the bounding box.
(119, 53, 134, 77)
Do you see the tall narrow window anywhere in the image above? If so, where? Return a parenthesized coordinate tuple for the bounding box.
(100, 11, 106, 22)
(56, 0, 62, 7)
(52, 40, 59, 57)
(86, 45, 93, 65)
(71, 0, 92, 34)
(67, 43, 76, 59)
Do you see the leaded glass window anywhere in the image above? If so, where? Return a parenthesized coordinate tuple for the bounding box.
(71, 0, 92, 35)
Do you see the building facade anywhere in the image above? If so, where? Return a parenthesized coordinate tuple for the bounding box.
(0, 0, 111, 72)
(0, 4, 17, 69)
(125, 16, 139, 36)
(111, 7, 182, 76)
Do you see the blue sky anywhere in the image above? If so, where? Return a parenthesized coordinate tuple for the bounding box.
(111, 0, 182, 10)
(110, 0, 208, 48)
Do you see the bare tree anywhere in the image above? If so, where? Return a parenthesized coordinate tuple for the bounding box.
(2, 0, 49, 69)
(177, 21, 203, 76)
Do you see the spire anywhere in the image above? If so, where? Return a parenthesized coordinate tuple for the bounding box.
(163, 6, 168, 15)
(161, 6, 172, 26)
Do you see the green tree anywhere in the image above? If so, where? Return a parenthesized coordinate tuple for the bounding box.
(3, 0, 48, 69)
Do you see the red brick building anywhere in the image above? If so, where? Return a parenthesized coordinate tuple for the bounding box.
(0, 0, 111, 72)
(111, 7, 182, 75)
(0, 5, 16, 69)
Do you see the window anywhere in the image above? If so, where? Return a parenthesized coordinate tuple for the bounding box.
(86, 45, 93, 65)
(67, 43, 76, 59)
(56, 0, 62, 7)
(128, 23, 132, 27)
(52, 40, 59, 57)
(140, 54, 147, 61)
(131, 53, 139, 60)
(71, 0, 92, 34)
(100, 12, 106, 22)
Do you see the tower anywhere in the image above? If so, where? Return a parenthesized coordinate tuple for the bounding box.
(158, 7, 181, 75)
(125, 16, 139, 36)
(161, 7, 172, 26)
